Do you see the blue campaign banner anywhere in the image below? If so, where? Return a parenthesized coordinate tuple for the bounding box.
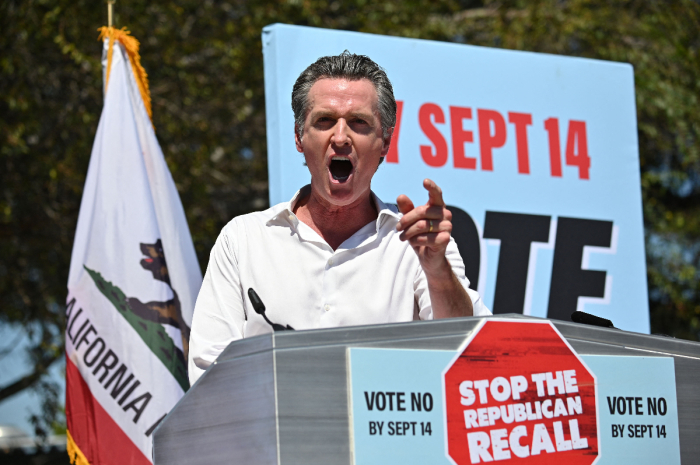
(348, 348, 680, 465)
(262, 24, 648, 332)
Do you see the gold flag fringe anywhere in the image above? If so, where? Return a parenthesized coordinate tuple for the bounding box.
(66, 429, 91, 465)
(98, 26, 153, 123)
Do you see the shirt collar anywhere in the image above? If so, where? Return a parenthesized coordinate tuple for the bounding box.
(372, 192, 401, 231)
(265, 185, 401, 232)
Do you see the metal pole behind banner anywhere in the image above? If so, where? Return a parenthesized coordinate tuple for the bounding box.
(107, 0, 115, 27)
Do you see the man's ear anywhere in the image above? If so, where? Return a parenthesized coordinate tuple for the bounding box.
(380, 127, 394, 157)
(294, 124, 304, 153)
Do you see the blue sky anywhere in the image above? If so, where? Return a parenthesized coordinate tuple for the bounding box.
(0, 324, 65, 437)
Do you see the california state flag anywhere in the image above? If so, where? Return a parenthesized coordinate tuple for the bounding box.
(65, 27, 202, 464)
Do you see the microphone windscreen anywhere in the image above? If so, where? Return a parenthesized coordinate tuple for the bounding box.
(248, 288, 266, 314)
(571, 311, 615, 328)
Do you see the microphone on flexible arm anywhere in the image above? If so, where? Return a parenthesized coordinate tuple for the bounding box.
(247, 288, 294, 331)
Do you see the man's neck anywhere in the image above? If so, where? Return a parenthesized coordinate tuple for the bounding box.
(294, 187, 378, 251)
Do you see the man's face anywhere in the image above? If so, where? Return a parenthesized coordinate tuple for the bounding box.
(295, 78, 391, 208)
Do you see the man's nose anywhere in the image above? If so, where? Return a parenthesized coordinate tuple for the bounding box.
(331, 119, 351, 146)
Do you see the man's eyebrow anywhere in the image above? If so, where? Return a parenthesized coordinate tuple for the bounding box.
(310, 111, 336, 119)
(309, 110, 376, 121)
(348, 112, 375, 121)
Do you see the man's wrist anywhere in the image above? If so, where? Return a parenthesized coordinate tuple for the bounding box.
(423, 257, 458, 290)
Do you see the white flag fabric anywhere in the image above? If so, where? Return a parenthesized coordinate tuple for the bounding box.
(65, 28, 202, 465)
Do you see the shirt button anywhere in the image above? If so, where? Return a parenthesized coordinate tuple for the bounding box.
(324, 304, 330, 312)
(328, 258, 334, 266)
(288, 213, 295, 221)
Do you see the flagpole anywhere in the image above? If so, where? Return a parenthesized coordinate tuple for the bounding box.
(107, 0, 115, 27)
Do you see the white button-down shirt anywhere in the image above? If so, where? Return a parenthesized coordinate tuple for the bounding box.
(188, 187, 490, 384)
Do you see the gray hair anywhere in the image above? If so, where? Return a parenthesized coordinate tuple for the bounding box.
(291, 51, 397, 141)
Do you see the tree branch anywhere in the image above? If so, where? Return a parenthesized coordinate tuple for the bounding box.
(0, 353, 61, 403)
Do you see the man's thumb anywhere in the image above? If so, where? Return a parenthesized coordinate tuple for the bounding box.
(396, 194, 414, 214)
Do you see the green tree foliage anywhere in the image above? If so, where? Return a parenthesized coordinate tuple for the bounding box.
(1, 0, 698, 433)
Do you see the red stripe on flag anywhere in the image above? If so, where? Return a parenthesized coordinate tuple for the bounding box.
(66, 355, 151, 465)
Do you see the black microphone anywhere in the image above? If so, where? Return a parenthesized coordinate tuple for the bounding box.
(571, 311, 616, 329)
(247, 288, 294, 331)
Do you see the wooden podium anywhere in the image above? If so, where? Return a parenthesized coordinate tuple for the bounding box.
(152, 314, 700, 464)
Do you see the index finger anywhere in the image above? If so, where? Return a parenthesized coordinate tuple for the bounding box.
(424, 179, 445, 206)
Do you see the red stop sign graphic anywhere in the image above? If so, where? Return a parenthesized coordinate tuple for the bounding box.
(443, 320, 598, 464)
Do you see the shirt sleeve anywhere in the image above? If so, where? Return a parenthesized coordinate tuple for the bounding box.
(188, 222, 247, 386)
(414, 236, 491, 319)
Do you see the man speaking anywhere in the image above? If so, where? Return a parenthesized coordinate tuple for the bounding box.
(188, 52, 490, 384)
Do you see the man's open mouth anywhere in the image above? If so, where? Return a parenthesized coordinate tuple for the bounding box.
(329, 157, 353, 182)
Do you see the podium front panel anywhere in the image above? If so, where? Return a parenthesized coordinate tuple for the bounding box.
(153, 315, 700, 464)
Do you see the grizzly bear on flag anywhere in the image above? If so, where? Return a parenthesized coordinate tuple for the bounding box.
(127, 239, 191, 363)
